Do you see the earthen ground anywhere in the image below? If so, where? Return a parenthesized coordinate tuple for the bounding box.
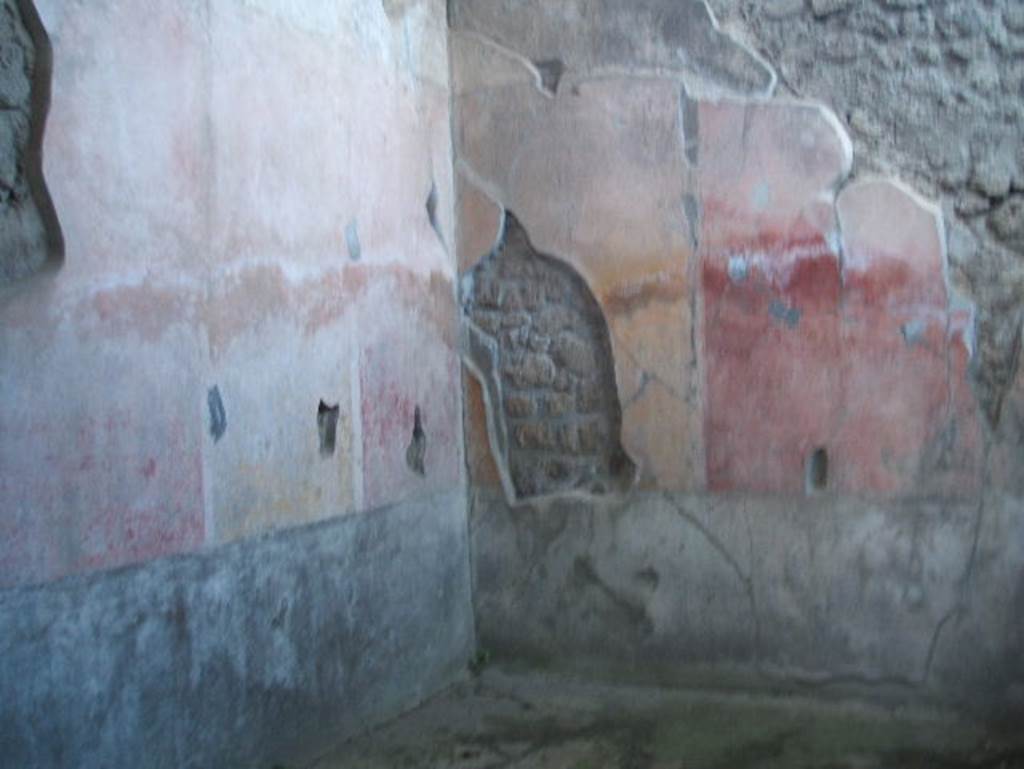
(309, 671, 1024, 769)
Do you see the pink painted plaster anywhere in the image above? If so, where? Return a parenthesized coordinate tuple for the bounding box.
(700, 101, 980, 496)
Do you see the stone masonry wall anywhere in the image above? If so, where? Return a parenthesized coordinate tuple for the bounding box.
(463, 213, 635, 500)
(709, 0, 1024, 429)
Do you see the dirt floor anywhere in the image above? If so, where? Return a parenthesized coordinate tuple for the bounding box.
(305, 671, 1024, 769)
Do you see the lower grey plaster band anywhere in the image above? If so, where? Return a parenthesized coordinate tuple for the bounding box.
(470, 489, 1024, 724)
(0, 489, 475, 769)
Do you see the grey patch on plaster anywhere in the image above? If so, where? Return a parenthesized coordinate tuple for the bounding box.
(680, 88, 701, 166)
(901, 319, 927, 346)
(317, 400, 340, 458)
(461, 212, 636, 502)
(207, 386, 227, 443)
(406, 405, 426, 476)
(751, 181, 772, 210)
(533, 58, 565, 95)
(769, 299, 801, 328)
(728, 256, 749, 284)
(426, 180, 446, 251)
(683, 195, 702, 251)
(345, 219, 362, 262)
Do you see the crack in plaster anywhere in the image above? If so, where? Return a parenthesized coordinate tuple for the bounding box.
(454, 29, 557, 101)
(661, 494, 763, 665)
(659, 488, 971, 691)
(613, 331, 689, 407)
(573, 555, 654, 637)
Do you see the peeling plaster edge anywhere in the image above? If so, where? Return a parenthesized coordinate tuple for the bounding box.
(452, 28, 775, 103)
(452, 29, 555, 100)
(454, 158, 508, 218)
(460, 320, 518, 507)
(817, 104, 855, 185)
(451, 178, 646, 498)
(16, 0, 64, 279)
(834, 176, 978, 358)
(560, 66, 772, 102)
(701, 0, 778, 99)
(453, 160, 508, 272)
(694, 96, 854, 179)
(825, 107, 856, 282)
(483, 480, 657, 516)
(949, 290, 978, 360)
(837, 176, 947, 260)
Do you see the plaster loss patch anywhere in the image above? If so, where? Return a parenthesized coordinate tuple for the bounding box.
(317, 400, 340, 457)
(462, 213, 635, 502)
(405, 405, 426, 476)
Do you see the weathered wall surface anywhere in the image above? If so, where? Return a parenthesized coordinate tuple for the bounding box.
(0, 0, 472, 764)
(453, 0, 984, 500)
(454, 0, 1024, 718)
(471, 488, 1024, 719)
(0, 490, 473, 769)
(1, 0, 462, 583)
(707, 0, 1024, 433)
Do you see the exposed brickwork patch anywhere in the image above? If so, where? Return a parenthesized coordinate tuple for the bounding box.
(463, 213, 635, 500)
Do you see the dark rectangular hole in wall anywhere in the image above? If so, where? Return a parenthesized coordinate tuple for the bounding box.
(318, 401, 340, 458)
(406, 405, 426, 476)
(807, 447, 829, 493)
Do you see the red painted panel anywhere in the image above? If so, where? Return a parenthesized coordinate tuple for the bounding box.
(0, 410, 204, 588)
(698, 103, 981, 497)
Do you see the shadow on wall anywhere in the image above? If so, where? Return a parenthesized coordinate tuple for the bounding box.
(1, 0, 63, 287)
(461, 212, 636, 503)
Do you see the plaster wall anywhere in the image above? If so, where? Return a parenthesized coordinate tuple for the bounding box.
(453, 0, 1024, 719)
(1, 0, 462, 588)
(0, 0, 473, 764)
(1, 490, 473, 768)
(708, 0, 1024, 432)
